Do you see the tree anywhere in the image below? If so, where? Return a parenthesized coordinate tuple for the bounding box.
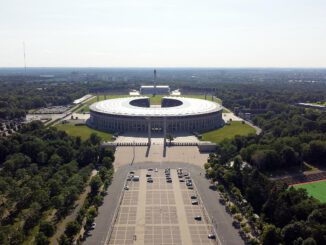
(99, 166, 109, 181)
(251, 150, 280, 170)
(36, 151, 48, 165)
(0, 144, 9, 164)
(58, 234, 70, 245)
(35, 232, 49, 245)
(49, 153, 62, 166)
(302, 237, 317, 245)
(233, 155, 242, 172)
(20, 139, 45, 162)
(90, 175, 103, 194)
(166, 134, 174, 145)
(281, 146, 301, 167)
(102, 156, 113, 169)
(77, 146, 97, 166)
(281, 221, 307, 245)
(90, 133, 101, 145)
(64, 221, 80, 238)
(56, 146, 73, 163)
(261, 224, 281, 245)
(39, 221, 55, 237)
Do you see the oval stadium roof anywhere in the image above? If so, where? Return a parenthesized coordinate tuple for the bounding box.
(89, 97, 222, 117)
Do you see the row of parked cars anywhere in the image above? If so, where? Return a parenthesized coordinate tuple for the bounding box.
(125, 171, 139, 190)
(146, 168, 158, 183)
(177, 168, 216, 240)
(165, 168, 173, 183)
(177, 168, 193, 190)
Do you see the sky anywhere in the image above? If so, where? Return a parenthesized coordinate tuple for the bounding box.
(0, 0, 325, 67)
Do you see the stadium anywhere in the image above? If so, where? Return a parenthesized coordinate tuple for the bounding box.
(88, 97, 223, 133)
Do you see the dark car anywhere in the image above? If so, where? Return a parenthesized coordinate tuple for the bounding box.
(194, 216, 202, 221)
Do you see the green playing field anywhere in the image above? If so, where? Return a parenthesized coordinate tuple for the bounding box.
(293, 180, 326, 202)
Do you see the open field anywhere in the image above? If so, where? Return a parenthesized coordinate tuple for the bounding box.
(293, 180, 326, 202)
(202, 121, 256, 143)
(78, 94, 222, 113)
(55, 123, 112, 141)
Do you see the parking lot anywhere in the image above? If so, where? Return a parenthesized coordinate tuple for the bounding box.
(108, 168, 217, 245)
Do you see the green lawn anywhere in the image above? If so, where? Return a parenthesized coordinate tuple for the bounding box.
(55, 123, 112, 141)
(202, 121, 256, 143)
(78, 94, 223, 113)
(293, 180, 326, 202)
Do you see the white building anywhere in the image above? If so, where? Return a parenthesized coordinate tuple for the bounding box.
(140, 85, 170, 95)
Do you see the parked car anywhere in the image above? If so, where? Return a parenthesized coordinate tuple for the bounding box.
(166, 178, 172, 183)
(146, 173, 151, 177)
(191, 195, 197, 199)
(91, 223, 96, 229)
(191, 200, 198, 205)
(179, 179, 185, 182)
(124, 186, 129, 190)
(219, 198, 226, 205)
(133, 176, 140, 181)
(194, 216, 202, 221)
(232, 220, 240, 229)
(208, 234, 216, 239)
(147, 178, 153, 183)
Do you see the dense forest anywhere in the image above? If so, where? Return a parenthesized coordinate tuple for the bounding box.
(0, 81, 88, 119)
(213, 82, 326, 171)
(204, 82, 326, 244)
(0, 121, 114, 244)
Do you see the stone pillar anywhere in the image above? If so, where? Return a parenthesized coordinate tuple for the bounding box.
(163, 117, 167, 146)
(147, 118, 151, 145)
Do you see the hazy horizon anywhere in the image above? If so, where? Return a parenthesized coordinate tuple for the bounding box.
(1, 0, 326, 68)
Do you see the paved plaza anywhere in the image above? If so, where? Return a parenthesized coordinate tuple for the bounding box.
(114, 145, 209, 169)
(108, 169, 217, 245)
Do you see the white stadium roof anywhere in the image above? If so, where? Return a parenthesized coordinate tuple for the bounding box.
(90, 97, 222, 117)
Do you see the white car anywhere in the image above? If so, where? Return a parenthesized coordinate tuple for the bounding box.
(124, 186, 129, 190)
(155, 168, 158, 172)
(191, 200, 198, 205)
